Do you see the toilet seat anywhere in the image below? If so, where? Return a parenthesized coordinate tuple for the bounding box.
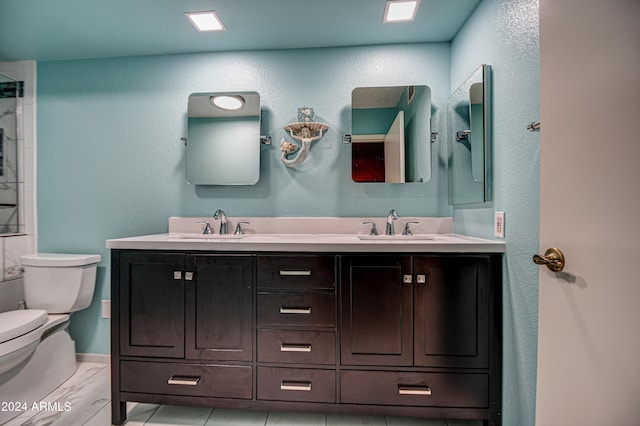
(0, 310, 47, 344)
(0, 310, 50, 376)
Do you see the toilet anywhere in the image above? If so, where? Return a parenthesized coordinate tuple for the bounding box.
(0, 253, 100, 424)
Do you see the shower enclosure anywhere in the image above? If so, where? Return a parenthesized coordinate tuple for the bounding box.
(0, 73, 20, 233)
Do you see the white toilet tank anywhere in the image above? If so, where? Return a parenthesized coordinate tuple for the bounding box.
(21, 253, 101, 314)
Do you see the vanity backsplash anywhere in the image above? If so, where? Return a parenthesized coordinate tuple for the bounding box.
(168, 216, 454, 236)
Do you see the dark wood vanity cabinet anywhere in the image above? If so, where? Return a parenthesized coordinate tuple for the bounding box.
(340, 255, 491, 368)
(340, 254, 500, 423)
(116, 251, 253, 360)
(112, 250, 501, 426)
(255, 255, 338, 404)
(118, 252, 186, 358)
(112, 251, 255, 425)
(185, 254, 253, 361)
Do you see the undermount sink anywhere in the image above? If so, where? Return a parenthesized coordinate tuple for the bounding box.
(169, 234, 247, 240)
(357, 234, 435, 241)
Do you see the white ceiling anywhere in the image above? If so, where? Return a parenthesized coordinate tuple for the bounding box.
(0, 0, 481, 62)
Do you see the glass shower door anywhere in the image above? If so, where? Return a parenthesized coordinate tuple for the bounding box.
(0, 73, 20, 233)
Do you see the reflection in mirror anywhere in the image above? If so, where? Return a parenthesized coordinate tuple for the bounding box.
(186, 92, 260, 185)
(0, 73, 20, 233)
(448, 65, 492, 204)
(351, 85, 431, 183)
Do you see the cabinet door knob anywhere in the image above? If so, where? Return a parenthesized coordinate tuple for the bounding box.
(416, 274, 426, 284)
(185, 272, 194, 281)
(173, 271, 182, 280)
(403, 275, 413, 283)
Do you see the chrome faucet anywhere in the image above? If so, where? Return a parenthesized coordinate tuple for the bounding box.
(386, 209, 399, 235)
(213, 209, 228, 234)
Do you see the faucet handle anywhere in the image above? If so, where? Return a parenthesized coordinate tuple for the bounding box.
(362, 221, 379, 236)
(234, 222, 250, 235)
(402, 221, 419, 236)
(197, 221, 212, 234)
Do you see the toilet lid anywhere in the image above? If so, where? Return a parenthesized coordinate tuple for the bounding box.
(0, 309, 48, 344)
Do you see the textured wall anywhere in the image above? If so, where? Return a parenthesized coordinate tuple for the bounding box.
(37, 3, 541, 423)
(37, 43, 451, 355)
(451, 0, 540, 425)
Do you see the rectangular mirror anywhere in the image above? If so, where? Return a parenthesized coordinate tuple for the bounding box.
(351, 85, 431, 183)
(447, 65, 492, 204)
(186, 92, 260, 185)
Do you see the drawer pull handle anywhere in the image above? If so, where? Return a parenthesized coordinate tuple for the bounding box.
(167, 376, 201, 386)
(280, 381, 312, 391)
(280, 270, 312, 276)
(398, 386, 432, 396)
(280, 343, 312, 352)
(279, 307, 312, 315)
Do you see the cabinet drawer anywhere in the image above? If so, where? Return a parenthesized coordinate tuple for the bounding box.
(257, 255, 335, 290)
(120, 360, 252, 399)
(341, 370, 488, 408)
(257, 367, 335, 403)
(257, 330, 336, 364)
(257, 293, 335, 327)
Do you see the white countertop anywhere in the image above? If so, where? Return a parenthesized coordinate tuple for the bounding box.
(106, 217, 505, 253)
(106, 232, 505, 253)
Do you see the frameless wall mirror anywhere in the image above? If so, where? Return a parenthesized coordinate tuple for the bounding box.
(186, 91, 260, 185)
(447, 65, 492, 204)
(351, 85, 432, 183)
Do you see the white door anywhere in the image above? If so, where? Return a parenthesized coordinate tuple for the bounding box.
(384, 111, 405, 183)
(536, 1, 640, 425)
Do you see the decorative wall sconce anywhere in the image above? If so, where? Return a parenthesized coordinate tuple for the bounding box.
(280, 107, 329, 168)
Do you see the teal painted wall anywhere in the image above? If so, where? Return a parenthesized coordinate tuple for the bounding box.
(451, 0, 540, 425)
(37, 43, 451, 355)
(37, 2, 541, 422)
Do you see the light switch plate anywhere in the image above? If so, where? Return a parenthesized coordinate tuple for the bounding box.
(495, 211, 505, 238)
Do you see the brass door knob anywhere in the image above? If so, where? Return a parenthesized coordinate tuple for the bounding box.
(533, 247, 565, 272)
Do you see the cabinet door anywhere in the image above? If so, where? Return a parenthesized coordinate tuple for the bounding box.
(414, 256, 490, 368)
(185, 254, 254, 361)
(340, 256, 413, 366)
(119, 252, 185, 358)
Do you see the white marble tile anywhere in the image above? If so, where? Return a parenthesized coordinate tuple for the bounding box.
(82, 402, 112, 426)
(265, 411, 326, 426)
(145, 405, 213, 426)
(124, 403, 162, 425)
(205, 408, 268, 425)
(3, 362, 108, 426)
(88, 402, 161, 426)
(0, 276, 24, 312)
(386, 416, 448, 426)
(5, 234, 29, 279)
(327, 414, 386, 425)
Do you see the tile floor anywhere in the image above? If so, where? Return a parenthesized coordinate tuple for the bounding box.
(3, 362, 482, 426)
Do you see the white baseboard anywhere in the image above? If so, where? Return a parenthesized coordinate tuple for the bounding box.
(76, 353, 110, 364)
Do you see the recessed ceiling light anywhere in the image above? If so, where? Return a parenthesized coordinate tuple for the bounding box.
(210, 95, 245, 110)
(185, 11, 226, 32)
(383, 0, 421, 23)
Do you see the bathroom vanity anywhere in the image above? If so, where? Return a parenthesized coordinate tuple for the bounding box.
(108, 218, 504, 425)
